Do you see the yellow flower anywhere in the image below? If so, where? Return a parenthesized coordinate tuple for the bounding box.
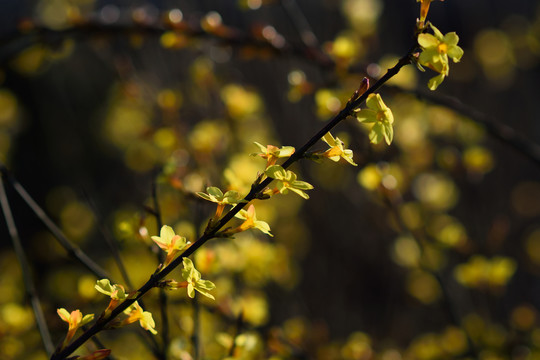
(418, 24, 464, 90)
(122, 301, 157, 335)
(57, 308, 94, 348)
(197, 187, 243, 219)
(95, 279, 127, 315)
(319, 132, 357, 166)
(355, 93, 394, 145)
(454, 255, 517, 288)
(264, 165, 314, 199)
(233, 204, 273, 236)
(251, 142, 295, 168)
(181, 258, 216, 300)
(151, 225, 189, 267)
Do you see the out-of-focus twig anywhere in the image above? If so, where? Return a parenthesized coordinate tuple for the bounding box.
(388, 85, 540, 167)
(151, 173, 169, 360)
(0, 163, 110, 280)
(0, 175, 55, 356)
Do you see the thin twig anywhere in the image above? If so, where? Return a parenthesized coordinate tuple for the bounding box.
(0, 176, 55, 356)
(388, 85, 540, 167)
(0, 18, 330, 68)
(381, 189, 478, 358)
(82, 191, 133, 288)
(0, 164, 110, 279)
(50, 48, 415, 360)
(192, 294, 200, 360)
(83, 191, 164, 356)
(280, 0, 319, 48)
(228, 312, 244, 357)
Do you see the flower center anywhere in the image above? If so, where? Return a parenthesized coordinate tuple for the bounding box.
(376, 111, 385, 122)
(437, 43, 448, 54)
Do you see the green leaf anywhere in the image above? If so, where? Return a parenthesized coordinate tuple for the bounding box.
(207, 186, 224, 199)
(265, 165, 286, 179)
(196, 192, 213, 201)
(292, 180, 314, 190)
(288, 187, 310, 199)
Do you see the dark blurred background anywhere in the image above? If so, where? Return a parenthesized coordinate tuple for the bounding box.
(1, 1, 540, 359)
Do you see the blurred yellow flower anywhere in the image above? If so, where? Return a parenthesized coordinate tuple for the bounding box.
(454, 256, 517, 288)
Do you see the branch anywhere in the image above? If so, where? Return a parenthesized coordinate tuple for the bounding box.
(0, 164, 110, 279)
(0, 15, 333, 68)
(388, 86, 540, 167)
(280, 0, 319, 48)
(50, 47, 415, 360)
(0, 175, 55, 356)
(381, 190, 479, 358)
(83, 191, 133, 288)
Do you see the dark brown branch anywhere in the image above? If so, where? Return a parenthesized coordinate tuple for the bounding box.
(388, 86, 540, 167)
(381, 190, 478, 358)
(280, 0, 319, 48)
(50, 48, 414, 360)
(0, 175, 55, 356)
(0, 164, 110, 280)
(0, 17, 333, 68)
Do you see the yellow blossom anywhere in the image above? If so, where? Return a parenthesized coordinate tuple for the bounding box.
(418, 24, 464, 90)
(151, 225, 189, 267)
(264, 165, 314, 199)
(355, 93, 394, 145)
(181, 257, 216, 299)
(251, 142, 295, 168)
(122, 301, 157, 335)
(233, 204, 273, 236)
(57, 308, 94, 348)
(319, 132, 357, 166)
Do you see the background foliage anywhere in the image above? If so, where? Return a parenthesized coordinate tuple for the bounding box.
(1, 0, 540, 359)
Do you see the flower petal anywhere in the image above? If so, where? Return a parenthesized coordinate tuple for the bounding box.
(448, 45, 464, 62)
(418, 33, 439, 48)
(356, 109, 377, 123)
(160, 225, 176, 243)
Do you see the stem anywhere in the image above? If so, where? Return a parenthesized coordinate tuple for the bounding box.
(0, 164, 110, 279)
(389, 85, 540, 167)
(280, 0, 319, 48)
(192, 294, 200, 360)
(50, 49, 414, 360)
(381, 190, 478, 358)
(83, 191, 133, 288)
(0, 176, 55, 356)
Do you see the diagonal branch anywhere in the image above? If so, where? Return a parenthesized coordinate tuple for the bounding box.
(0, 164, 110, 280)
(389, 86, 540, 167)
(50, 48, 415, 360)
(0, 175, 55, 356)
(280, 0, 319, 48)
